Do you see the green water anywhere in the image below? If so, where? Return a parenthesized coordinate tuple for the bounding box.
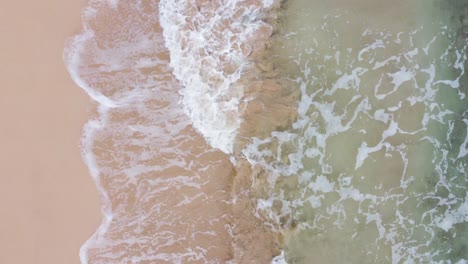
(245, 0, 468, 263)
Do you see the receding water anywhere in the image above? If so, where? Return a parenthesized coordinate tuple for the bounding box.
(244, 0, 468, 263)
(66, 0, 468, 263)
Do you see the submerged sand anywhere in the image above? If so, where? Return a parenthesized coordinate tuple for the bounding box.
(0, 1, 101, 263)
(68, 1, 286, 262)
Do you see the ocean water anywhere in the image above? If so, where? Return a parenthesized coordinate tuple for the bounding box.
(64, 0, 468, 263)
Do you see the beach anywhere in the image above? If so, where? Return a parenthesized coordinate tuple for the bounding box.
(2, 0, 466, 263)
(0, 1, 100, 263)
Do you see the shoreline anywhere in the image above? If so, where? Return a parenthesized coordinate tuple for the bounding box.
(68, 0, 291, 262)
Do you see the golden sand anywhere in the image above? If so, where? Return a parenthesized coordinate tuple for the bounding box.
(0, 1, 101, 263)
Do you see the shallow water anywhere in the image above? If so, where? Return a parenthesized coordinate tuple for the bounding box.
(65, 0, 468, 263)
(65, 0, 279, 263)
(244, 0, 468, 263)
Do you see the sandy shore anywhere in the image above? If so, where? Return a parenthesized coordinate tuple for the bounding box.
(0, 1, 101, 263)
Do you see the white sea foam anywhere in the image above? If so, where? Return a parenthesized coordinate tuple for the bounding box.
(159, 0, 273, 154)
(64, 31, 120, 108)
(64, 9, 118, 261)
(271, 251, 287, 264)
(458, 119, 468, 158)
(77, 104, 116, 263)
(433, 191, 468, 231)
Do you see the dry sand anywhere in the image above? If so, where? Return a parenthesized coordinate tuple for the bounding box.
(0, 1, 101, 263)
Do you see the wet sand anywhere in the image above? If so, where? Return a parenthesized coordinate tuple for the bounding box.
(0, 1, 101, 263)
